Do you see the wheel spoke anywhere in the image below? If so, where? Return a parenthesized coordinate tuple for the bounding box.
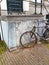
(20, 31, 37, 48)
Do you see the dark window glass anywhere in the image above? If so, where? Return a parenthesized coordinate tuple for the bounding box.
(7, 0, 23, 14)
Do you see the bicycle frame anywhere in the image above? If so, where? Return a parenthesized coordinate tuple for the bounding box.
(32, 23, 49, 41)
(20, 19, 49, 48)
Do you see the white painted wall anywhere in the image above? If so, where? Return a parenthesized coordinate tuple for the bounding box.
(1, 0, 42, 15)
(1, 0, 30, 11)
(15, 20, 45, 46)
(31, 0, 41, 3)
(15, 20, 36, 46)
(23, 1, 29, 11)
(1, 21, 8, 46)
(1, 19, 46, 49)
(1, 0, 7, 15)
(1, 0, 7, 10)
(8, 22, 16, 48)
(1, 0, 41, 10)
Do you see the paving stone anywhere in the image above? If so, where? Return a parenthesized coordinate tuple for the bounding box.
(0, 44, 49, 65)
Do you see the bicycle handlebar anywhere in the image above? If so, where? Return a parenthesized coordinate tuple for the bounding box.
(33, 25, 48, 28)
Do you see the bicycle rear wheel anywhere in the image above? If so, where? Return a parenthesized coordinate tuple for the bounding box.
(43, 28, 49, 43)
(20, 31, 37, 48)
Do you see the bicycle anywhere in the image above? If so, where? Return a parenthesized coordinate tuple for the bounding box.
(19, 20, 49, 48)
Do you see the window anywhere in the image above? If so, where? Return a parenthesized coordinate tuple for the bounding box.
(7, 0, 23, 14)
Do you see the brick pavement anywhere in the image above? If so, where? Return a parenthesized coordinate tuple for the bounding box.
(0, 44, 49, 65)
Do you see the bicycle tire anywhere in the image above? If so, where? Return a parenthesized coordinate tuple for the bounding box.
(20, 31, 37, 48)
(43, 28, 49, 37)
(45, 30, 49, 43)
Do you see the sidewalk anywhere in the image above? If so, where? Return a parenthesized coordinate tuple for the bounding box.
(0, 44, 49, 65)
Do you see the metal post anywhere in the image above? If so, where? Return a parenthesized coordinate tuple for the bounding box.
(35, 0, 37, 14)
(0, 0, 4, 41)
(40, 0, 42, 14)
(0, 0, 1, 40)
(0, 3, 1, 16)
(0, 0, 2, 15)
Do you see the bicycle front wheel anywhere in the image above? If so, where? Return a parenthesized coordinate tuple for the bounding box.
(20, 31, 37, 48)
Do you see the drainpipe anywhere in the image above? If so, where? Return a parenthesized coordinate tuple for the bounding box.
(0, 0, 4, 40)
(0, 4, 1, 16)
(34, 0, 37, 14)
(0, 0, 2, 15)
(0, 23, 4, 41)
(40, 0, 42, 15)
(0, 0, 1, 40)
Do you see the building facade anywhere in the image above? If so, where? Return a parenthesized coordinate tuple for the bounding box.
(1, 0, 49, 16)
(1, 0, 49, 50)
